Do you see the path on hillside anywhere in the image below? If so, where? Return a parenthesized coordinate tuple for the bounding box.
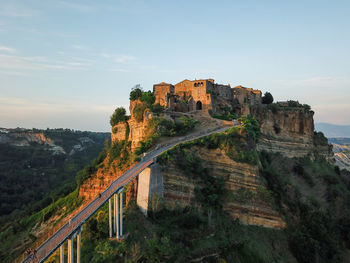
(22, 125, 234, 263)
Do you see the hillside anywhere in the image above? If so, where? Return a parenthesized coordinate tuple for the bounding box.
(328, 138, 350, 171)
(315, 123, 350, 138)
(6, 83, 350, 263)
(0, 128, 109, 261)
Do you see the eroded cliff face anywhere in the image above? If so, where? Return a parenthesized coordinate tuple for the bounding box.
(256, 109, 329, 158)
(111, 100, 153, 151)
(332, 144, 350, 171)
(160, 146, 286, 229)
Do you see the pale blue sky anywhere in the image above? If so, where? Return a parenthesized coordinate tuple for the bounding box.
(0, 0, 349, 131)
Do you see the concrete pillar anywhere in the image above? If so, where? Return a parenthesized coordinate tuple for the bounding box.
(120, 192, 123, 237)
(116, 193, 119, 238)
(137, 164, 164, 215)
(60, 243, 64, 263)
(114, 194, 118, 236)
(68, 237, 73, 263)
(77, 230, 81, 263)
(109, 198, 112, 238)
(67, 240, 70, 263)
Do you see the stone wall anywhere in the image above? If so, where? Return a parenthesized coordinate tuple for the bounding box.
(153, 82, 174, 107)
(153, 79, 262, 116)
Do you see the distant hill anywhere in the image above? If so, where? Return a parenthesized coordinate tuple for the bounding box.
(328, 137, 350, 145)
(0, 128, 110, 219)
(327, 137, 350, 171)
(315, 123, 350, 138)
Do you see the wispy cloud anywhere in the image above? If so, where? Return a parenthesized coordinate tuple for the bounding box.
(0, 54, 91, 72)
(109, 68, 130, 73)
(0, 45, 15, 53)
(71, 44, 90, 51)
(58, 1, 95, 12)
(100, 53, 138, 64)
(0, 4, 39, 17)
(114, 55, 137, 64)
(0, 97, 113, 112)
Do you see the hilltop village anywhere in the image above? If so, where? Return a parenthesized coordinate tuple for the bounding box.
(8, 78, 350, 263)
(154, 78, 262, 116)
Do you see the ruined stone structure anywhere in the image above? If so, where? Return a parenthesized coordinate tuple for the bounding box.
(153, 78, 262, 115)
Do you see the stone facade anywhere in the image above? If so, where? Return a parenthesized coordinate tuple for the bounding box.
(153, 78, 262, 115)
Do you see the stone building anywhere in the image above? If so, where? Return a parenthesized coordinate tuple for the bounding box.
(153, 78, 262, 116)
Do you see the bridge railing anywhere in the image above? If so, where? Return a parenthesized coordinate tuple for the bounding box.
(21, 125, 234, 262)
(21, 160, 153, 263)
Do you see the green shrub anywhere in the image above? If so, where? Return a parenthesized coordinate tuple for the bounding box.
(313, 131, 328, 146)
(140, 90, 155, 107)
(267, 103, 279, 114)
(238, 115, 260, 143)
(287, 100, 299, 107)
(129, 85, 143, 101)
(133, 103, 148, 122)
(151, 103, 164, 114)
(303, 104, 311, 112)
(262, 92, 274, 104)
(110, 107, 127, 126)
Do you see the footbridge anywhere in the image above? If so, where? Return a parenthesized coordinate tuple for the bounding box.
(22, 125, 233, 263)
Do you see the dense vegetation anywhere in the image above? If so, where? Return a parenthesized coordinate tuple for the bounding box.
(260, 151, 350, 263)
(0, 129, 109, 262)
(209, 106, 238, 121)
(129, 86, 164, 122)
(43, 125, 298, 263)
(110, 107, 128, 127)
(266, 101, 312, 114)
(0, 129, 109, 218)
(158, 116, 259, 166)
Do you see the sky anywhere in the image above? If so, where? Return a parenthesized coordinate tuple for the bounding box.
(0, 0, 349, 132)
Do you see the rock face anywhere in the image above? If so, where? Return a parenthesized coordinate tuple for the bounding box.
(111, 100, 153, 150)
(159, 146, 286, 229)
(332, 143, 350, 171)
(256, 109, 330, 158)
(0, 130, 66, 154)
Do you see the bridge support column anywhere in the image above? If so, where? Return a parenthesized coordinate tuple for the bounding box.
(120, 191, 123, 237)
(114, 193, 118, 237)
(109, 198, 112, 238)
(77, 229, 81, 263)
(68, 237, 74, 263)
(60, 243, 64, 263)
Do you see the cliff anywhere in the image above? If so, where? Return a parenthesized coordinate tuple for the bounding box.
(331, 143, 350, 171)
(256, 107, 330, 159)
(111, 100, 153, 151)
(160, 146, 285, 228)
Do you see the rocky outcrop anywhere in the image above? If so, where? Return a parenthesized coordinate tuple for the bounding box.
(256, 108, 330, 158)
(159, 146, 286, 229)
(332, 144, 350, 171)
(111, 122, 128, 142)
(111, 100, 153, 151)
(0, 131, 66, 154)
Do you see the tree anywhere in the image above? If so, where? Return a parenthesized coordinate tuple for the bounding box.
(110, 107, 127, 126)
(262, 92, 274, 104)
(129, 84, 143, 101)
(140, 90, 155, 106)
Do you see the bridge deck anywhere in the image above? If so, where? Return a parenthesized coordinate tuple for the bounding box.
(22, 125, 233, 263)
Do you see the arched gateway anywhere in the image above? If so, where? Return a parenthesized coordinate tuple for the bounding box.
(196, 101, 202, 110)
